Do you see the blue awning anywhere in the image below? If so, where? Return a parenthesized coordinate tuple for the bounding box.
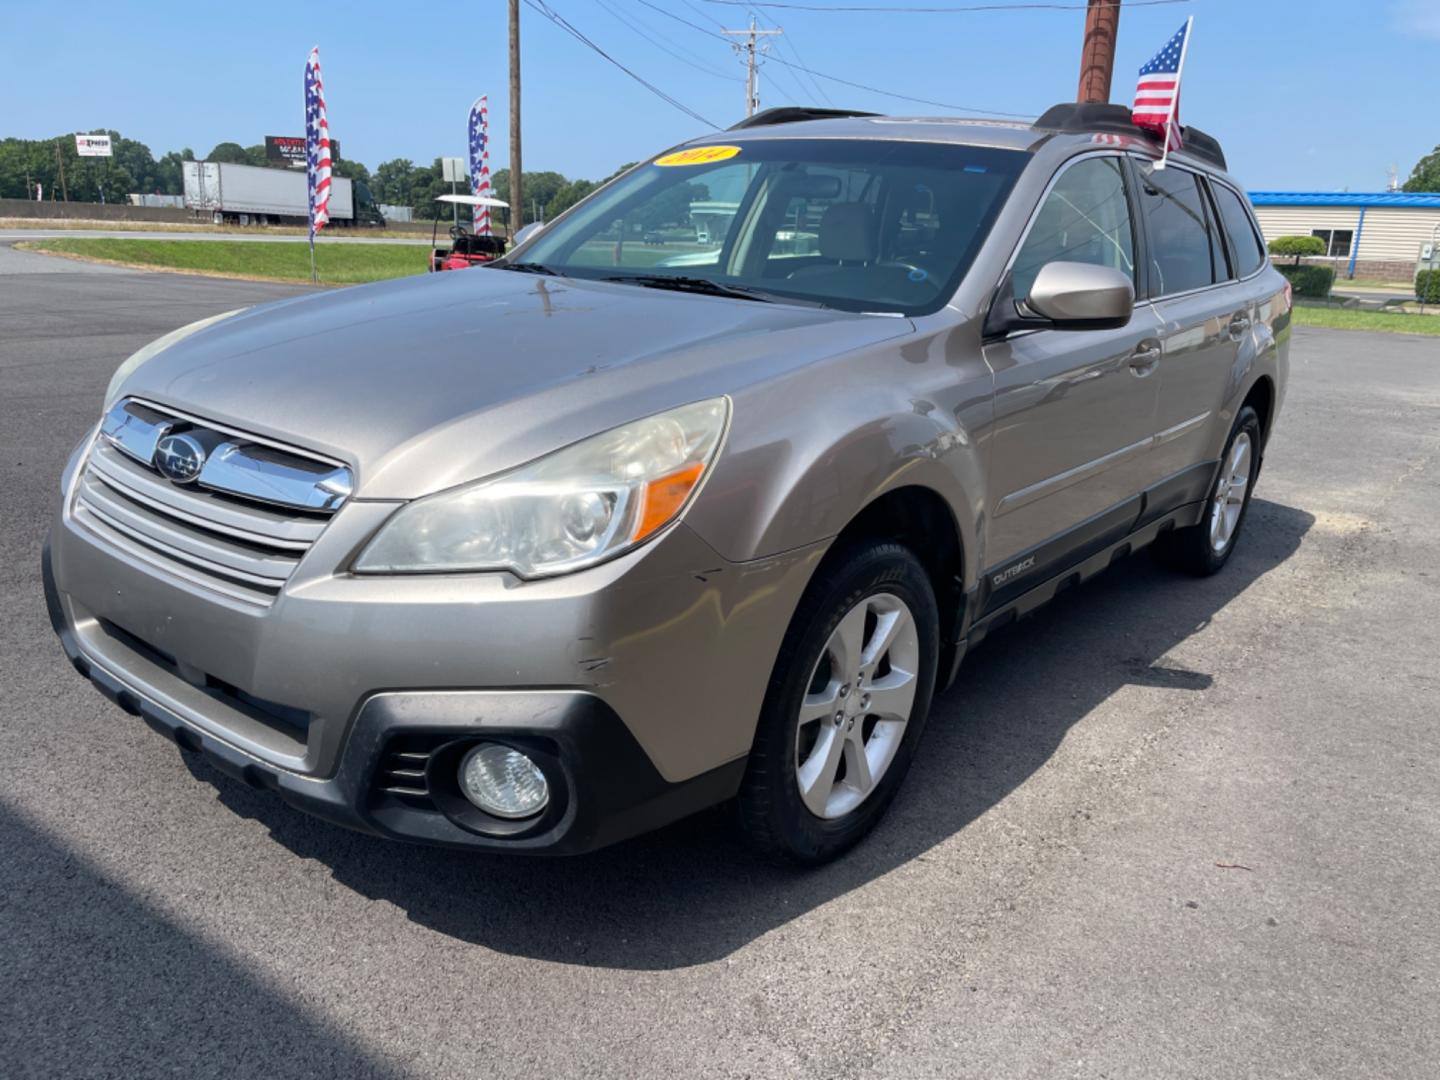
(1248, 191, 1440, 208)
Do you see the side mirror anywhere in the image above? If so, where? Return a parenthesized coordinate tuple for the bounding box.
(984, 261, 1135, 338)
(1025, 261, 1134, 330)
(512, 221, 546, 247)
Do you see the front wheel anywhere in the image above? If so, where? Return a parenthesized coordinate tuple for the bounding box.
(1152, 405, 1262, 576)
(736, 541, 939, 864)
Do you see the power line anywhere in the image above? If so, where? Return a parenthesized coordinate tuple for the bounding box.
(699, 0, 1190, 12)
(524, 0, 720, 129)
(636, 0, 735, 42)
(756, 8, 835, 106)
(638, 0, 1036, 118)
(679, 0, 729, 28)
(765, 51, 1035, 116)
(600, 0, 744, 81)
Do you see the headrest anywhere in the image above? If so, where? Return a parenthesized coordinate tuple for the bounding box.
(819, 202, 876, 262)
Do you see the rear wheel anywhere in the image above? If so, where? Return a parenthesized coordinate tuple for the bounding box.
(737, 541, 939, 864)
(1153, 405, 1261, 576)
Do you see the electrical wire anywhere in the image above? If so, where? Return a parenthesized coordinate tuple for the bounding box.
(599, 0, 744, 81)
(755, 7, 835, 106)
(764, 51, 1035, 116)
(634, 0, 1030, 117)
(524, 0, 721, 128)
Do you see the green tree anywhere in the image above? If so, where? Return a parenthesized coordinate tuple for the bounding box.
(1268, 235, 1326, 265)
(371, 158, 419, 207)
(332, 157, 370, 185)
(206, 142, 250, 165)
(153, 149, 194, 196)
(548, 178, 597, 218)
(1402, 146, 1440, 192)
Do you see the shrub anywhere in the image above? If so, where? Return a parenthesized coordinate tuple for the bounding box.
(1417, 269, 1440, 303)
(1268, 235, 1326, 265)
(1277, 263, 1335, 299)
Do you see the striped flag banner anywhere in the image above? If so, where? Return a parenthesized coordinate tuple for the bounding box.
(304, 46, 333, 265)
(468, 96, 493, 236)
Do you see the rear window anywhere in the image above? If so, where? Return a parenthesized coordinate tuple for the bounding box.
(1137, 164, 1220, 296)
(1211, 184, 1267, 278)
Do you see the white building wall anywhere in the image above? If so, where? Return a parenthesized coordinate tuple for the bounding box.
(1360, 209, 1440, 262)
(1252, 204, 1440, 265)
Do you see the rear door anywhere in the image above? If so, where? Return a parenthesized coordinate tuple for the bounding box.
(1132, 160, 1245, 508)
(981, 153, 1164, 605)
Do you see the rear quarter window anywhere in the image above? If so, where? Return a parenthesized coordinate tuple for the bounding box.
(1211, 184, 1267, 278)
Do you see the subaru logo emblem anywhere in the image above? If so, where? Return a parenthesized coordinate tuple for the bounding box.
(153, 433, 207, 484)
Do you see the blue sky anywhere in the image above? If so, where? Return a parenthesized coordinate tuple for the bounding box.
(1, 0, 1434, 192)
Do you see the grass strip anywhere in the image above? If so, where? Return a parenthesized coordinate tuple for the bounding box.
(19, 237, 429, 284)
(1293, 305, 1440, 336)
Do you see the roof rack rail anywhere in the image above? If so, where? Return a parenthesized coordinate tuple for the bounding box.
(729, 107, 879, 130)
(1032, 103, 1227, 170)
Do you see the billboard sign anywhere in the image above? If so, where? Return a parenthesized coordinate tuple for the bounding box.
(266, 135, 340, 168)
(75, 134, 113, 157)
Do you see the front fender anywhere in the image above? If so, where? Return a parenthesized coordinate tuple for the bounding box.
(685, 330, 992, 591)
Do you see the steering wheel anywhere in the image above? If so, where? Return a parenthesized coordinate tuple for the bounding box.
(449, 223, 470, 241)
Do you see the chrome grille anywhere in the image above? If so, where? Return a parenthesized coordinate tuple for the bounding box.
(72, 399, 352, 606)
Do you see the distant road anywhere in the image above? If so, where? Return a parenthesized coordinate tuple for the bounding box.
(0, 228, 430, 246)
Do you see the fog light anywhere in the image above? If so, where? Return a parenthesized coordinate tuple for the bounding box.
(459, 743, 549, 819)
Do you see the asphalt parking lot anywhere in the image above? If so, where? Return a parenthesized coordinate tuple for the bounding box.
(2, 245, 1437, 1079)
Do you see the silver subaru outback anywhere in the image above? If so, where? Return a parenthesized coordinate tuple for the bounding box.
(45, 104, 1289, 863)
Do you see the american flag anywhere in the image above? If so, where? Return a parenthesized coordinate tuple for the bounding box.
(1132, 19, 1191, 154)
(468, 96, 492, 236)
(304, 47, 332, 238)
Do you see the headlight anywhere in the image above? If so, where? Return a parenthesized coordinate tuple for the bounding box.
(103, 308, 247, 409)
(354, 398, 729, 578)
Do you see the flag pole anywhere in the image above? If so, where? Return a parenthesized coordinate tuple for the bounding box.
(1157, 16, 1193, 171)
(309, 231, 317, 284)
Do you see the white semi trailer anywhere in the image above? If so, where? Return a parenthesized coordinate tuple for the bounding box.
(182, 161, 380, 226)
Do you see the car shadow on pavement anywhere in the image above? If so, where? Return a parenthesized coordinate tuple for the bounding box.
(186, 497, 1314, 972)
(0, 803, 407, 1077)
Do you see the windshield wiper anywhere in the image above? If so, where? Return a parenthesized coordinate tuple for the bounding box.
(496, 261, 558, 276)
(603, 274, 776, 303)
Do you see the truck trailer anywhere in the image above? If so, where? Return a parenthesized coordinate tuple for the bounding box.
(182, 160, 382, 227)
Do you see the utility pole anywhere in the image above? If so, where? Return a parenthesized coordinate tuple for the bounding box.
(508, 0, 523, 235)
(54, 140, 69, 202)
(723, 17, 782, 118)
(1076, 0, 1120, 104)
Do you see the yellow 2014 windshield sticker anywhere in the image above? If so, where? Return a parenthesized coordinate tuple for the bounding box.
(654, 145, 741, 167)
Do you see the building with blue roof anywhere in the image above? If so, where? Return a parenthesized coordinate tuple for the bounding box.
(1247, 191, 1440, 281)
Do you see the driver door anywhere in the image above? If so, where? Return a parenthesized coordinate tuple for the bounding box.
(980, 153, 1164, 606)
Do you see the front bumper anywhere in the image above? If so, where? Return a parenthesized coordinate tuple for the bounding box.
(44, 540, 752, 852)
(45, 462, 824, 850)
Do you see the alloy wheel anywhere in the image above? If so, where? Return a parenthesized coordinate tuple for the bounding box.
(794, 592, 920, 820)
(1209, 431, 1253, 553)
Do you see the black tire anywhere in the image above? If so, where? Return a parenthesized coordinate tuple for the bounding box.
(736, 540, 940, 865)
(1152, 405, 1262, 577)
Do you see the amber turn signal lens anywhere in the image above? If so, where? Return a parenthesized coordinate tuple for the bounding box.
(633, 462, 706, 541)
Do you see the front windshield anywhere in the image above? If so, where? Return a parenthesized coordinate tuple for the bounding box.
(508, 138, 1028, 316)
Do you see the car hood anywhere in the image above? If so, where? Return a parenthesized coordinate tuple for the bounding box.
(118, 268, 913, 499)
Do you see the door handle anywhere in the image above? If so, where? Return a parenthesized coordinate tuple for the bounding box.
(1128, 342, 1161, 376)
(1228, 313, 1252, 339)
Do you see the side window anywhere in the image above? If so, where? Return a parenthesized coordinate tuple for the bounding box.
(1212, 184, 1267, 278)
(1011, 156, 1135, 300)
(1137, 165, 1219, 296)
(1202, 182, 1231, 281)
